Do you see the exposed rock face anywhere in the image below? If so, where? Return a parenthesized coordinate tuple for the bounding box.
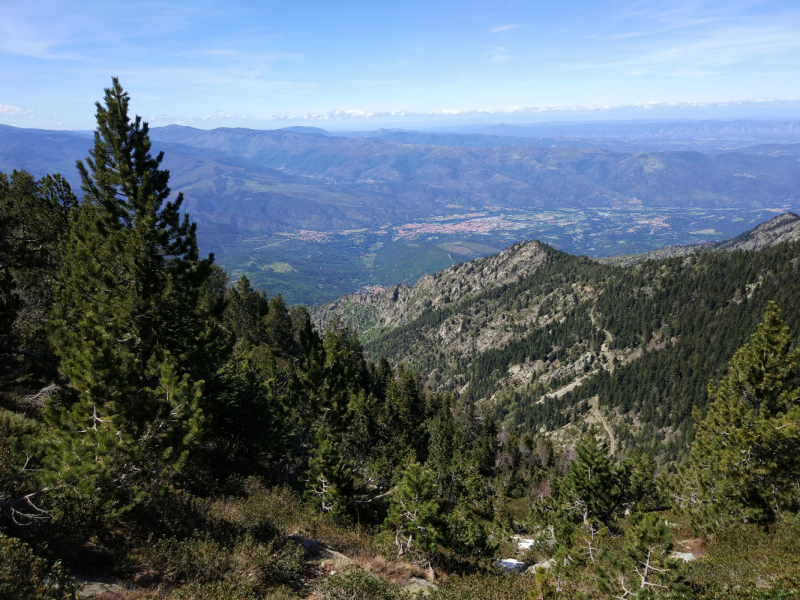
(599, 212, 800, 266)
(313, 213, 800, 456)
(404, 576, 439, 595)
(75, 576, 126, 598)
(716, 212, 800, 251)
(312, 240, 550, 334)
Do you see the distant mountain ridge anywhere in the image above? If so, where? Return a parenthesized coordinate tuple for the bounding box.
(4, 123, 800, 305)
(4, 124, 800, 234)
(146, 125, 800, 212)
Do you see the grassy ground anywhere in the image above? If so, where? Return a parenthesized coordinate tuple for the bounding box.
(73, 488, 800, 599)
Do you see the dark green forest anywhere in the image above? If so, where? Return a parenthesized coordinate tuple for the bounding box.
(362, 235, 800, 469)
(2, 81, 800, 599)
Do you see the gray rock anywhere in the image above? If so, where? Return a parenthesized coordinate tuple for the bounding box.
(75, 576, 126, 599)
(404, 576, 439, 595)
(526, 558, 555, 572)
(669, 551, 696, 562)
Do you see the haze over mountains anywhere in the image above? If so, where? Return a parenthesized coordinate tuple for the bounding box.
(433, 119, 800, 152)
(5, 120, 800, 226)
(2, 120, 800, 303)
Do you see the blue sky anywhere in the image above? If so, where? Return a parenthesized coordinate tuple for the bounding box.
(2, 0, 800, 129)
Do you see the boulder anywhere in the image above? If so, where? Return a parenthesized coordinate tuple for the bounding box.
(404, 576, 440, 595)
(526, 558, 555, 573)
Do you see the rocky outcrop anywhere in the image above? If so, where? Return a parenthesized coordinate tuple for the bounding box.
(717, 212, 800, 251)
(600, 212, 800, 266)
(312, 213, 800, 458)
(312, 240, 550, 334)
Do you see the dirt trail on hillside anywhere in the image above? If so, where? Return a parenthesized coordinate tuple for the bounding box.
(590, 396, 617, 456)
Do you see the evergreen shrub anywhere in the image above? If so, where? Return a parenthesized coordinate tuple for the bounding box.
(0, 531, 79, 600)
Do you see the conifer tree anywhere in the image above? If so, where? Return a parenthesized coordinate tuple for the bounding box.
(619, 453, 661, 514)
(224, 275, 269, 345)
(264, 294, 294, 356)
(426, 394, 455, 491)
(379, 364, 427, 462)
(559, 430, 620, 524)
(45, 79, 217, 511)
(676, 301, 800, 526)
(305, 425, 352, 514)
(444, 496, 493, 557)
(341, 389, 380, 471)
(320, 316, 367, 431)
(473, 413, 499, 477)
(386, 463, 440, 558)
(597, 513, 676, 598)
(0, 171, 76, 394)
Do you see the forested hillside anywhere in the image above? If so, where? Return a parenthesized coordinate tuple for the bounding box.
(318, 214, 800, 467)
(2, 81, 799, 599)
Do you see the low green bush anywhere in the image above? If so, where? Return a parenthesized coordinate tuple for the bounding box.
(132, 532, 304, 592)
(164, 581, 296, 600)
(317, 568, 410, 600)
(676, 513, 800, 599)
(0, 531, 80, 600)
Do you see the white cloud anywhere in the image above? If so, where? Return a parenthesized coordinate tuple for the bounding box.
(146, 110, 250, 125)
(489, 25, 521, 33)
(0, 103, 33, 116)
(572, 23, 800, 80)
(273, 98, 800, 120)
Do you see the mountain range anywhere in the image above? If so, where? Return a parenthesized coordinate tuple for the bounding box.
(4, 122, 800, 235)
(3, 121, 800, 304)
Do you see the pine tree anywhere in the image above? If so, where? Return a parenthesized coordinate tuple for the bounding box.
(224, 275, 269, 346)
(444, 496, 493, 557)
(379, 364, 427, 461)
(473, 413, 499, 477)
(619, 453, 661, 514)
(559, 430, 620, 524)
(320, 315, 367, 432)
(676, 301, 800, 526)
(0, 171, 76, 398)
(44, 79, 217, 512)
(597, 513, 676, 598)
(305, 425, 352, 515)
(386, 463, 440, 558)
(426, 394, 455, 492)
(264, 294, 294, 356)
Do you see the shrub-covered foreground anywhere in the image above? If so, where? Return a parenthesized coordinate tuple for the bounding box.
(48, 502, 799, 599)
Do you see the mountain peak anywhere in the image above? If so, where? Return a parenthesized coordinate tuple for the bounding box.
(716, 211, 800, 251)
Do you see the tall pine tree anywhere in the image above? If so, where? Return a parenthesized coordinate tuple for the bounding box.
(676, 301, 800, 526)
(45, 79, 218, 512)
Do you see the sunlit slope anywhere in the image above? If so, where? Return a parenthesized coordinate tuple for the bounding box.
(314, 213, 800, 465)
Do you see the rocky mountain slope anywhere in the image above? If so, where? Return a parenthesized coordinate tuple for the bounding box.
(598, 211, 800, 266)
(314, 213, 800, 464)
